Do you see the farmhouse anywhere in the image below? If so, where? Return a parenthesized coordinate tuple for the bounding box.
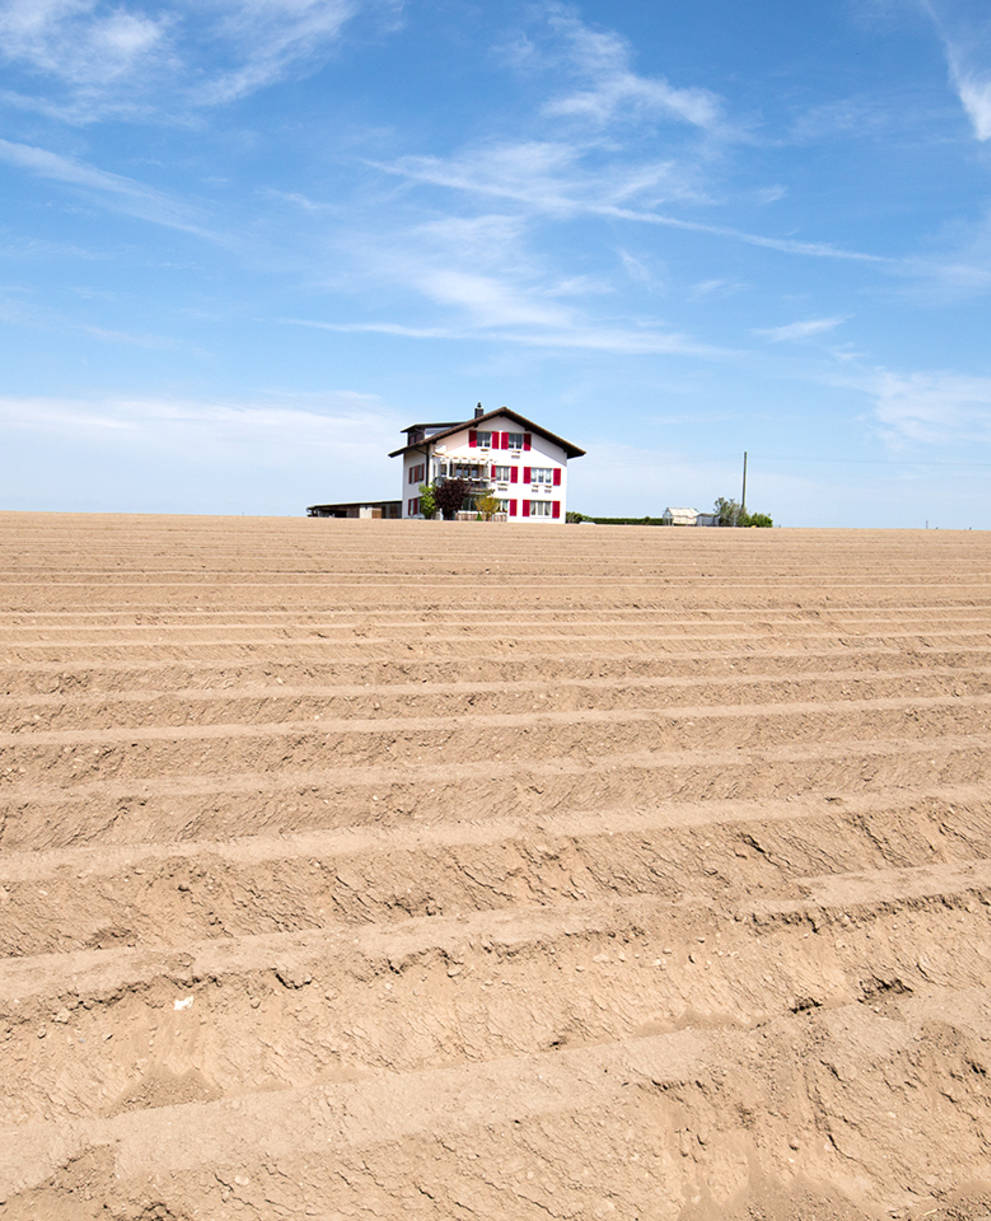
(390, 404, 585, 521)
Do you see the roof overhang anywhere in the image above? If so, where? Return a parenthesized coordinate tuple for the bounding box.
(390, 407, 585, 460)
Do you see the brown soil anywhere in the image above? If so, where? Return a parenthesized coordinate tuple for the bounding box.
(0, 513, 989, 1220)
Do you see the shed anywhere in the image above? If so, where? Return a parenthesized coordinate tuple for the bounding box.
(661, 506, 701, 527)
(307, 500, 401, 519)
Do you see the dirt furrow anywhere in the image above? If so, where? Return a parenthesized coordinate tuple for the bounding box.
(2, 791, 989, 956)
(1, 863, 988, 1126)
(5, 645, 991, 698)
(4, 668, 991, 732)
(3, 515, 990, 1218)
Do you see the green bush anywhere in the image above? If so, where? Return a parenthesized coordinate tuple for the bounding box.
(418, 483, 437, 518)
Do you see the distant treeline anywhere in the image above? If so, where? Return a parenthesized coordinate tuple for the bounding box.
(568, 501, 772, 527)
(568, 514, 671, 525)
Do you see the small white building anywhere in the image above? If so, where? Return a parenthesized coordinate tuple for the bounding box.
(390, 404, 585, 522)
(661, 506, 702, 526)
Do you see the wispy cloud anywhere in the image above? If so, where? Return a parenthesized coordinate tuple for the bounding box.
(0, 0, 168, 90)
(302, 201, 735, 358)
(0, 389, 400, 453)
(538, 3, 724, 132)
(753, 316, 849, 343)
(283, 315, 732, 358)
(688, 277, 746, 300)
(371, 147, 890, 264)
(870, 367, 991, 444)
(191, 0, 361, 107)
(0, 389, 407, 512)
(616, 247, 662, 289)
(0, 0, 383, 123)
(925, 0, 991, 140)
(0, 137, 217, 238)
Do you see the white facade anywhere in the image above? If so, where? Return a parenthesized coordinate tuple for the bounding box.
(400, 414, 571, 522)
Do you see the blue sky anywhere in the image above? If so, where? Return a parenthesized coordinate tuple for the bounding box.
(1, 0, 990, 525)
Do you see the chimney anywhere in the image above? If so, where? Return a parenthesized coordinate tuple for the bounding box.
(474, 402, 484, 419)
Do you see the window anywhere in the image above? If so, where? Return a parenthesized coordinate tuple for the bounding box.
(505, 431, 524, 449)
(498, 499, 511, 513)
(451, 461, 479, 479)
(530, 467, 554, 485)
(476, 431, 492, 448)
(493, 465, 512, 482)
(528, 499, 552, 517)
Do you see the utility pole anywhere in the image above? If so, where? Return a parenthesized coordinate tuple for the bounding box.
(740, 451, 748, 522)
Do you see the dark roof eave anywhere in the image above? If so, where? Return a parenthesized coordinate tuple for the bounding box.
(401, 421, 464, 432)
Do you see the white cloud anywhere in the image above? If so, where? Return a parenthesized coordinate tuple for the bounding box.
(191, 0, 360, 107)
(0, 0, 378, 122)
(0, 0, 168, 86)
(284, 315, 731, 359)
(0, 389, 407, 512)
(616, 248, 660, 288)
(530, 4, 724, 133)
(871, 368, 991, 444)
(753, 316, 848, 343)
(414, 268, 573, 329)
(0, 137, 218, 238)
(925, 0, 991, 140)
(688, 278, 745, 300)
(372, 145, 890, 264)
(0, 389, 399, 455)
(948, 65, 991, 140)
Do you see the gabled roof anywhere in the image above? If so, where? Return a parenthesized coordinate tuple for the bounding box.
(389, 407, 586, 459)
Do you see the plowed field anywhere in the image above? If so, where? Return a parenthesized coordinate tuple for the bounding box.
(1, 513, 989, 1220)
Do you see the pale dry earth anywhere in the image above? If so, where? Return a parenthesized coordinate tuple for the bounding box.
(0, 513, 989, 1220)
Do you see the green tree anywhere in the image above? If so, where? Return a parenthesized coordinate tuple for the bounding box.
(714, 496, 744, 527)
(713, 496, 772, 527)
(418, 483, 436, 519)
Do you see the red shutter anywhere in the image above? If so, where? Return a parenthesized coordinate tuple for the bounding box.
(552, 501, 561, 519)
(523, 466, 531, 483)
(522, 500, 530, 517)
(553, 468, 561, 486)
(501, 431, 510, 450)
(523, 432, 531, 451)
(490, 463, 496, 479)
(469, 430, 477, 448)
(509, 499, 517, 517)
(510, 467, 518, 484)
